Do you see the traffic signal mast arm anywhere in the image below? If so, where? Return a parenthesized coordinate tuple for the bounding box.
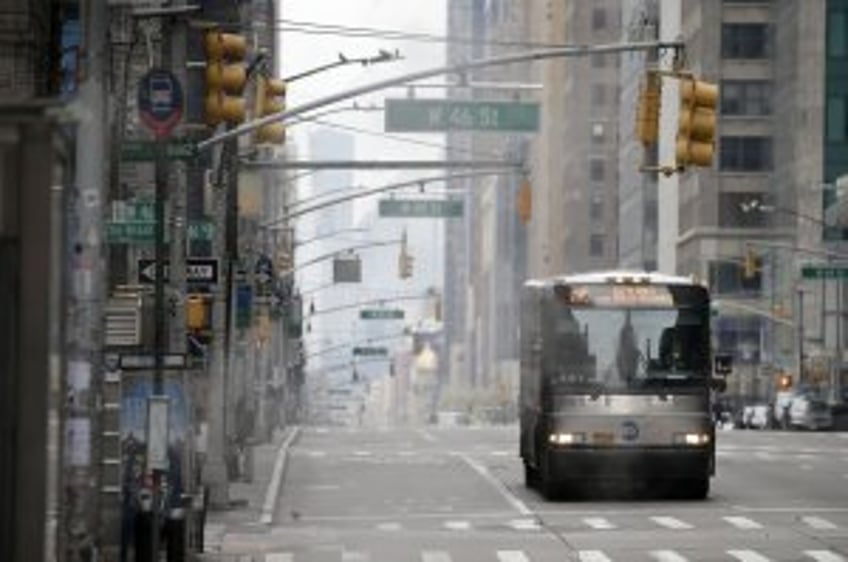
(196, 40, 684, 151)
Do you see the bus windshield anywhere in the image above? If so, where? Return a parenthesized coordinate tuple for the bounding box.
(542, 304, 710, 393)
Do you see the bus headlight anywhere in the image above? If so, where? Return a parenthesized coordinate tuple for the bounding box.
(674, 432, 711, 446)
(548, 432, 584, 445)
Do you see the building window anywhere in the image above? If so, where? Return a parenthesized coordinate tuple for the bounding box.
(721, 80, 772, 115)
(718, 193, 768, 227)
(591, 122, 606, 144)
(589, 159, 605, 181)
(590, 196, 604, 220)
(592, 7, 606, 30)
(719, 136, 772, 171)
(590, 234, 605, 256)
(709, 261, 762, 296)
(827, 96, 847, 142)
(591, 53, 606, 68)
(721, 23, 770, 59)
(829, 10, 848, 57)
(592, 83, 606, 106)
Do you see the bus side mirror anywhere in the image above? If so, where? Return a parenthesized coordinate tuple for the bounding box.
(714, 353, 733, 376)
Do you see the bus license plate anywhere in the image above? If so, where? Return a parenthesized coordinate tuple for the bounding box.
(593, 432, 614, 445)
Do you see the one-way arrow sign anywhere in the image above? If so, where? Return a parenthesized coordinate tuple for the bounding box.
(138, 258, 219, 284)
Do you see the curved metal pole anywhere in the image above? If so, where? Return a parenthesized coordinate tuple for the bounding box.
(309, 294, 431, 319)
(282, 238, 399, 278)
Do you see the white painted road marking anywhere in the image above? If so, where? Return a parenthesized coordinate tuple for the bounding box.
(509, 518, 541, 531)
(459, 453, 532, 515)
(650, 550, 689, 562)
(353, 450, 373, 457)
(723, 516, 763, 530)
(727, 550, 771, 562)
(417, 429, 438, 443)
(265, 554, 293, 562)
(805, 550, 846, 562)
(260, 427, 300, 525)
(578, 551, 613, 562)
(376, 522, 402, 531)
(342, 551, 369, 562)
(497, 551, 530, 562)
(651, 516, 694, 530)
(491, 450, 511, 456)
(583, 516, 616, 530)
(421, 550, 452, 562)
(307, 450, 327, 458)
(803, 515, 839, 530)
(444, 520, 471, 531)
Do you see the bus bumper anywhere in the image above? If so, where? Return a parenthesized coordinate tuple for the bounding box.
(545, 447, 712, 480)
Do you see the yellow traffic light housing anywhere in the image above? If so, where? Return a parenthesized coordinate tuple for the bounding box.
(676, 77, 719, 169)
(203, 31, 248, 126)
(398, 229, 413, 279)
(186, 294, 209, 331)
(254, 76, 287, 144)
(636, 70, 661, 146)
(743, 249, 759, 279)
(517, 178, 532, 224)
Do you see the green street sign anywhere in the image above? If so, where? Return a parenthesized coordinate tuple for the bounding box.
(384, 98, 540, 132)
(379, 199, 464, 218)
(360, 309, 405, 320)
(353, 346, 389, 357)
(106, 220, 214, 244)
(801, 264, 848, 279)
(121, 139, 203, 162)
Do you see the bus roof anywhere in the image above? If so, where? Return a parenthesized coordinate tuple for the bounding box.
(524, 270, 701, 288)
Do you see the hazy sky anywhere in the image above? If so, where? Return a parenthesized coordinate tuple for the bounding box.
(278, 0, 448, 212)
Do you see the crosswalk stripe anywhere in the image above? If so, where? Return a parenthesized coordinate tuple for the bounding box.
(650, 550, 689, 562)
(650, 516, 693, 530)
(578, 551, 613, 562)
(728, 550, 771, 562)
(342, 551, 369, 562)
(509, 518, 541, 531)
(266, 555, 292, 562)
(421, 550, 452, 562)
(444, 520, 471, 531)
(583, 516, 616, 530)
(805, 550, 846, 562)
(803, 516, 839, 530)
(723, 516, 764, 530)
(376, 522, 402, 531)
(497, 551, 530, 562)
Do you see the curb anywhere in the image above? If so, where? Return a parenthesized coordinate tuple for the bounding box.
(259, 425, 300, 525)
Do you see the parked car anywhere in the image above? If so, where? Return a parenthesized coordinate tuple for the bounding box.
(742, 404, 771, 430)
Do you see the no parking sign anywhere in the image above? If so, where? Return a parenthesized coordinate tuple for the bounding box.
(137, 68, 183, 139)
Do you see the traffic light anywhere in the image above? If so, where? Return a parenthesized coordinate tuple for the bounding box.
(203, 31, 248, 126)
(398, 229, 414, 279)
(743, 249, 759, 279)
(636, 70, 661, 146)
(254, 76, 286, 144)
(517, 178, 532, 224)
(186, 294, 209, 331)
(676, 77, 719, 169)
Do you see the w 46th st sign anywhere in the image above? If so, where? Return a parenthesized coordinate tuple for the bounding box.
(137, 258, 219, 285)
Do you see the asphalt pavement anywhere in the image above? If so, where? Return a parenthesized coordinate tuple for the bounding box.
(202, 425, 848, 561)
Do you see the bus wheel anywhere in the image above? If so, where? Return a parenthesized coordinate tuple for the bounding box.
(524, 462, 538, 489)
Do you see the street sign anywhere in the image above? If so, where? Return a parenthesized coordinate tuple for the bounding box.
(801, 264, 848, 279)
(137, 258, 219, 284)
(119, 353, 188, 370)
(138, 68, 183, 138)
(384, 98, 540, 132)
(379, 199, 464, 218)
(108, 220, 214, 244)
(360, 309, 405, 320)
(353, 346, 389, 357)
(121, 139, 201, 162)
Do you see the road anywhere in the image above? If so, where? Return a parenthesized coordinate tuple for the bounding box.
(205, 425, 848, 561)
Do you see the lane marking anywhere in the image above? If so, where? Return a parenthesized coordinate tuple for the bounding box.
(727, 550, 771, 562)
(265, 554, 293, 562)
(342, 551, 370, 562)
(651, 516, 693, 530)
(650, 550, 689, 562)
(314, 427, 329, 434)
(733, 506, 848, 513)
(755, 451, 774, 461)
(723, 516, 763, 530)
(509, 518, 541, 531)
(802, 516, 839, 530)
(305, 484, 340, 491)
(491, 450, 511, 457)
(421, 550, 452, 562)
(399, 451, 416, 457)
(805, 551, 846, 562)
(417, 429, 438, 443)
(583, 516, 616, 530)
(801, 464, 814, 471)
(307, 450, 327, 458)
(376, 522, 402, 531)
(444, 520, 471, 531)
(497, 551, 530, 562)
(458, 453, 532, 515)
(353, 450, 373, 457)
(260, 427, 301, 525)
(578, 551, 613, 562)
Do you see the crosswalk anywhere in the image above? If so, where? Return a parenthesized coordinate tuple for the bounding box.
(202, 548, 847, 562)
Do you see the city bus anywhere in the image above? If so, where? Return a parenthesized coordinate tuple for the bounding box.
(519, 271, 727, 499)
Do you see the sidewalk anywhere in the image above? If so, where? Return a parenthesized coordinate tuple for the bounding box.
(203, 426, 299, 551)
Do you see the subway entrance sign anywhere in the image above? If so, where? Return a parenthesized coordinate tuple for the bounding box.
(384, 98, 540, 132)
(801, 264, 848, 279)
(379, 199, 464, 218)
